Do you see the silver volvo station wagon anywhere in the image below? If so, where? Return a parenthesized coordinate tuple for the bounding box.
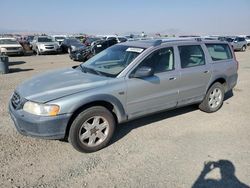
(9, 38, 238, 152)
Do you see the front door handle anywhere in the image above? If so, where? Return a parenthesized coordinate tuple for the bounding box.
(203, 70, 209, 73)
(169, 77, 177, 80)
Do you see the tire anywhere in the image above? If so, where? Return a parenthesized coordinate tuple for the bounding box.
(69, 106, 115, 152)
(241, 45, 246, 52)
(36, 48, 40, 55)
(199, 82, 225, 113)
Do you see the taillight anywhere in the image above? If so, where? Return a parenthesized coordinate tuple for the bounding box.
(235, 59, 239, 71)
(231, 45, 239, 70)
(234, 52, 239, 71)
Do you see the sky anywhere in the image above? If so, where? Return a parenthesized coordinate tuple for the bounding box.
(1, 0, 250, 35)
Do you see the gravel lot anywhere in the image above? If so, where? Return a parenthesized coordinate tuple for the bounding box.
(0, 51, 250, 188)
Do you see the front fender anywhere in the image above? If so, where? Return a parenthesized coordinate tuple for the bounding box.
(51, 93, 127, 123)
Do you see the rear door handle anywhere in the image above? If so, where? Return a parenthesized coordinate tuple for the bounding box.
(169, 77, 177, 80)
(203, 70, 209, 73)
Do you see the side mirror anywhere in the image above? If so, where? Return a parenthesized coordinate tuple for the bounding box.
(133, 66, 154, 78)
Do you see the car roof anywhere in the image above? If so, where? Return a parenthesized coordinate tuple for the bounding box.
(0, 37, 16, 40)
(37, 36, 51, 38)
(120, 38, 228, 49)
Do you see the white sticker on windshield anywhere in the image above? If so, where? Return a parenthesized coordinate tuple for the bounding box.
(126, 47, 144, 53)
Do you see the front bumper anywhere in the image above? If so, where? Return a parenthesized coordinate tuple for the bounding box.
(1, 50, 24, 56)
(9, 102, 72, 139)
(69, 51, 84, 61)
(39, 48, 59, 54)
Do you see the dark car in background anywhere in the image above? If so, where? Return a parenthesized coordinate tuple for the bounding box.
(70, 38, 118, 62)
(69, 46, 92, 62)
(60, 38, 85, 53)
(84, 37, 102, 46)
(92, 38, 117, 54)
(26, 36, 34, 45)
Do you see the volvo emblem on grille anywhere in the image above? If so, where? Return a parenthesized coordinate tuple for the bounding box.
(13, 96, 20, 104)
(11, 92, 21, 109)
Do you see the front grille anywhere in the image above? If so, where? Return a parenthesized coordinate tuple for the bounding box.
(45, 46, 54, 49)
(11, 92, 21, 109)
(6, 47, 19, 50)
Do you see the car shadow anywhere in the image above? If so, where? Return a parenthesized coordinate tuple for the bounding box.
(110, 105, 198, 145)
(9, 68, 33, 73)
(110, 90, 234, 146)
(192, 160, 250, 188)
(224, 89, 234, 101)
(8, 61, 26, 66)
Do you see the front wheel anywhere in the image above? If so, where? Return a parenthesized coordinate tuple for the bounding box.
(69, 106, 115, 152)
(241, 45, 247, 52)
(199, 82, 225, 113)
(36, 48, 40, 55)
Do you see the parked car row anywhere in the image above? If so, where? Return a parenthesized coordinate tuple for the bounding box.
(28, 35, 127, 56)
(218, 36, 248, 51)
(1, 33, 249, 56)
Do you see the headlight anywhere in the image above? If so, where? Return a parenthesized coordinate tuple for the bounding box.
(23, 101, 60, 116)
(0, 47, 6, 52)
(39, 44, 45, 49)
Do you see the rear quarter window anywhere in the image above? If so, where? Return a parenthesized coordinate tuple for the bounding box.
(205, 44, 233, 61)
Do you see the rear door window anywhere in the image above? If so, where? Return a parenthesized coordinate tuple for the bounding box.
(178, 45, 205, 68)
(205, 44, 233, 61)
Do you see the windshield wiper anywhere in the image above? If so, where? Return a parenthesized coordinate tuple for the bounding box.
(80, 65, 104, 76)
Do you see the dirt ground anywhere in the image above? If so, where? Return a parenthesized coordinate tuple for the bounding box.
(0, 50, 250, 188)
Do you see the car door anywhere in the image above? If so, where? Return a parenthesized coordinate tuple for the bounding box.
(126, 47, 180, 119)
(177, 44, 212, 106)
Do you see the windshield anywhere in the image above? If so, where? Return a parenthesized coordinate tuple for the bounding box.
(0, 39, 19, 45)
(81, 45, 144, 77)
(55, 37, 65, 40)
(68, 39, 82, 45)
(38, 37, 54, 42)
(27, 36, 34, 41)
(87, 38, 100, 43)
(118, 37, 127, 42)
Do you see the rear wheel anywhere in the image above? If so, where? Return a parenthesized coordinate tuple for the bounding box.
(69, 106, 115, 152)
(199, 82, 225, 113)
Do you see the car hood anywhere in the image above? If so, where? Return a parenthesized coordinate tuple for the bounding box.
(37, 42, 57, 46)
(72, 45, 86, 52)
(0, 44, 22, 48)
(16, 67, 110, 103)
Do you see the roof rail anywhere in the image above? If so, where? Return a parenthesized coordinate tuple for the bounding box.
(194, 37, 202, 42)
(152, 39, 162, 46)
